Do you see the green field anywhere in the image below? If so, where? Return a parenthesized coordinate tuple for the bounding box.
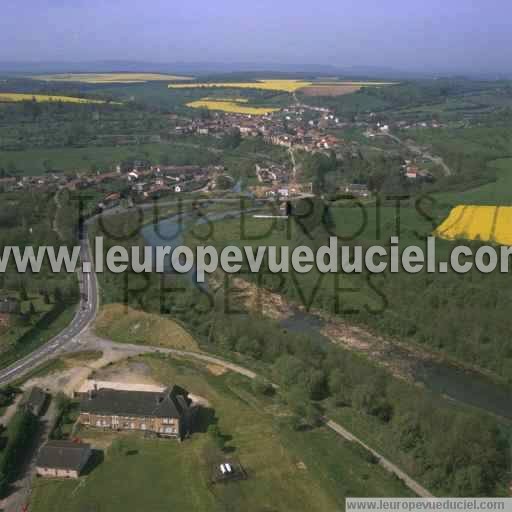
(94, 303, 199, 351)
(30, 355, 411, 512)
(0, 141, 217, 175)
(435, 158, 512, 205)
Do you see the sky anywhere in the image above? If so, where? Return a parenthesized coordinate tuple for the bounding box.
(0, 0, 510, 74)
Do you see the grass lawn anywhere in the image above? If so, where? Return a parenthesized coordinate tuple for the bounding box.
(31, 435, 219, 512)
(30, 354, 411, 512)
(94, 304, 199, 351)
(0, 144, 167, 175)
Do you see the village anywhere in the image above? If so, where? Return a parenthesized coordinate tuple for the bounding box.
(0, 102, 446, 211)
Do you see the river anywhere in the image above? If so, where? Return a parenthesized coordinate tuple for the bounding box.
(141, 208, 512, 421)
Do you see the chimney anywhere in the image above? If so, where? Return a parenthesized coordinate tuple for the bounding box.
(88, 382, 98, 400)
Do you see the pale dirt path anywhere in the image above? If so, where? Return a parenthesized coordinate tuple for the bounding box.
(324, 419, 433, 497)
(21, 342, 145, 397)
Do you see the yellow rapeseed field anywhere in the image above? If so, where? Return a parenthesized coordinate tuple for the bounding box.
(0, 93, 107, 104)
(435, 205, 512, 245)
(31, 73, 193, 83)
(170, 79, 314, 93)
(169, 79, 396, 93)
(186, 99, 279, 115)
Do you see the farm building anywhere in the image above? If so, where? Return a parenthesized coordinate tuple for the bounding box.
(36, 441, 92, 479)
(78, 384, 191, 440)
(343, 183, 370, 198)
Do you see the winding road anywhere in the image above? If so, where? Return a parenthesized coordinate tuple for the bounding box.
(382, 132, 452, 176)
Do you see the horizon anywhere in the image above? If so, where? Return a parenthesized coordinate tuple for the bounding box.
(0, 0, 511, 76)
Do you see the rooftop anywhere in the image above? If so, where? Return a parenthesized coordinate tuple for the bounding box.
(36, 441, 91, 471)
(80, 385, 188, 419)
(24, 386, 47, 411)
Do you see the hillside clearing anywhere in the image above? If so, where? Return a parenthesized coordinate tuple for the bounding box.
(94, 304, 199, 351)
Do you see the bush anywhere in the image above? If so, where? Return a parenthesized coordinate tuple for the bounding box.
(347, 441, 379, 465)
(251, 378, 275, 397)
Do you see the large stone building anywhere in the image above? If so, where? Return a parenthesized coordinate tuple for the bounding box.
(78, 384, 191, 440)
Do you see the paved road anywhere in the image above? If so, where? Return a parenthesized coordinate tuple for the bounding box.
(0, 235, 99, 385)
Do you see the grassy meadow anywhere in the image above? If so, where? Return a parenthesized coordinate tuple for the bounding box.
(0, 93, 107, 104)
(435, 158, 512, 206)
(94, 304, 199, 351)
(0, 141, 216, 174)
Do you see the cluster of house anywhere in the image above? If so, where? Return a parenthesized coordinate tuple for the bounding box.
(0, 173, 69, 193)
(364, 119, 446, 137)
(173, 106, 353, 158)
(255, 164, 288, 185)
(0, 159, 219, 204)
(85, 161, 218, 205)
(399, 120, 445, 130)
(34, 381, 193, 479)
(252, 163, 312, 198)
(96, 163, 221, 209)
(402, 160, 434, 182)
